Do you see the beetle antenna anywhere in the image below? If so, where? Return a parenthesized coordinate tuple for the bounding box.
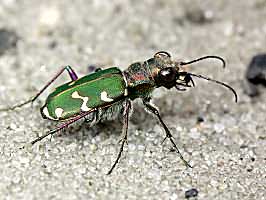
(188, 73, 238, 103)
(180, 56, 226, 68)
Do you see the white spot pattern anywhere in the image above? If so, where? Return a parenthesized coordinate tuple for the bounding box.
(124, 89, 128, 96)
(42, 106, 56, 120)
(100, 91, 113, 102)
(71, 91, 91, 111)
(42, 107, 50, 118)
(55, 107, 64, 118)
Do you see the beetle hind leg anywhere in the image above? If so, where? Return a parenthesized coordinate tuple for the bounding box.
(20, 109, 96, 149)
(0, 66, 78, 112)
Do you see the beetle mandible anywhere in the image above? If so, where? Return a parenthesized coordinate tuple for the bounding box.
(0, 51, 238, 174)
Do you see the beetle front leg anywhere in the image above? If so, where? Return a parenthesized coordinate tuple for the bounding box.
(0, 66, 78, 111)
(107, 100, 131, 175)
(143, 98, 192, 168)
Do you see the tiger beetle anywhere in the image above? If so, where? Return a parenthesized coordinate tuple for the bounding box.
(0, 51, 238, 174)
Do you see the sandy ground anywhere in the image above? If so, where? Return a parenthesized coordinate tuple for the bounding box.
(0, 1, 265, 199)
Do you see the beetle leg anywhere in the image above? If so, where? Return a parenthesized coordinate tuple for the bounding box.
(0, 66, 78, 112)
(20, 109, 97, 149)
(107, 100, 131, 175)
(142, 98, 192, 168)
(31, 65, 78, 102)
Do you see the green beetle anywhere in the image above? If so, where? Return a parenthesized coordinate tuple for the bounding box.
(0, 51, 237, 174)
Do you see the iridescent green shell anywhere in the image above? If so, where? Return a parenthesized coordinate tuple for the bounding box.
(41, 67, 127, 120)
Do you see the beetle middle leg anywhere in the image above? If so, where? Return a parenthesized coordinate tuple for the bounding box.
(143, 98, 192, 168)
(107, 100, 131, 175)
(0, 66, 78, 112)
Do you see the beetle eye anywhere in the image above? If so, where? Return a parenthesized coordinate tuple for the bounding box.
(154, 51, 171, 58)
(159, 67, 177, 82)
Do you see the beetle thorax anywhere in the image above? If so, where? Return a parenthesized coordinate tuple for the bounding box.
(123, 61, 156, 99)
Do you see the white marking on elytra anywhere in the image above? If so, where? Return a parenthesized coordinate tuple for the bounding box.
(100, 91, 113, 102)
(124, 88, 128, 96)
(55, 107, 64, 118)
(42, 107, 56, 120)
(71, 91, 92, 111)
(42, 107, 50, 118)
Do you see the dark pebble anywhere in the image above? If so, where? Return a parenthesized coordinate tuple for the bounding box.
(244, 54, 266, 97)
(185, 188, 199, 198)
(197, 116, 204, 123)
(247, 168, 253, 172)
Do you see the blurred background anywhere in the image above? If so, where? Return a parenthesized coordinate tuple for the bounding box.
(0, 1, 265, 199)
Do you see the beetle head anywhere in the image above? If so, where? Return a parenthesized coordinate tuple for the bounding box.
(153, 51, 238, 102)
(153, 51, 180, 89)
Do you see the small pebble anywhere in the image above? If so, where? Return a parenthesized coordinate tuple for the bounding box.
(196, 116, 204, 124)
(185, 188, 199, 198)
(185, 7, 212, 24)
